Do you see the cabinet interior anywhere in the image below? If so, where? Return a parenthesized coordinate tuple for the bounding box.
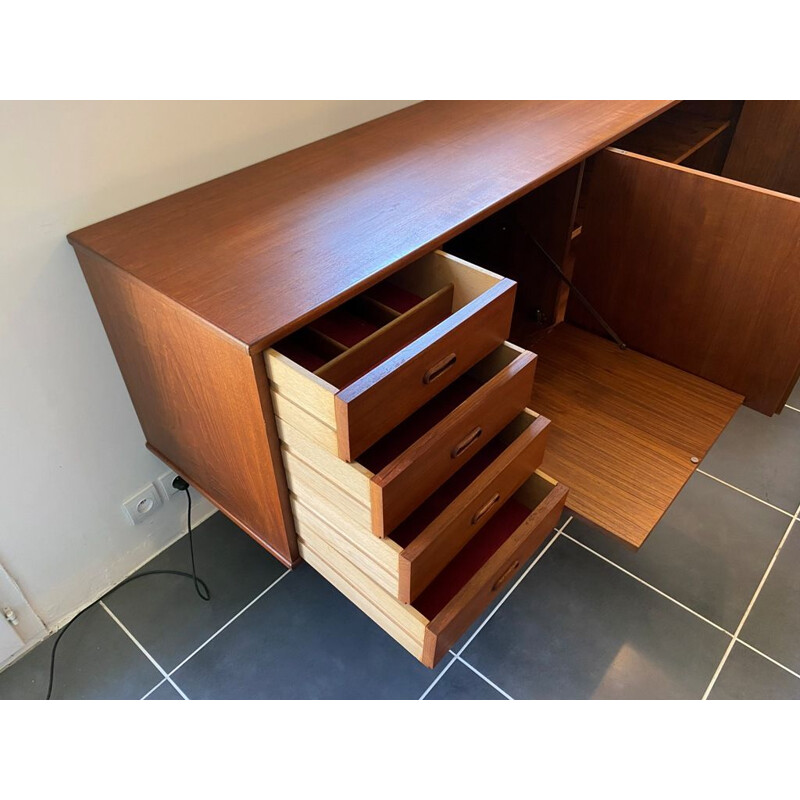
(444, 99, 800, 548)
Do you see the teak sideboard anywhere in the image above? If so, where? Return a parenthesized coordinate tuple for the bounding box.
(68, 101, 800, 667)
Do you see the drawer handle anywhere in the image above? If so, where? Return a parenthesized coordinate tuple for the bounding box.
(451, 426, 482, 459)
(423, 353, 457, 384)
(471, 493, 501, 525)
(492, 561, 520, 593)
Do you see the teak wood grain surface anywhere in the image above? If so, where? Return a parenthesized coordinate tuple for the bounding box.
(722, 101, 800, 197)
(398, 414, 550, 603)
(67, 100, 674, 351)
(421, 477, 568, 667)
(74, 246, 298, 565)
(334, 279, 516, 461)
(369, 348, 537, 536)
(614, 105, 731, 165)
(568, 148, 800, 415)
(315, 284, 454, 387)
(529, 324, 742, 548)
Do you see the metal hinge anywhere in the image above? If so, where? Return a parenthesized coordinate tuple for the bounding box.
(3, 607, 19, 626)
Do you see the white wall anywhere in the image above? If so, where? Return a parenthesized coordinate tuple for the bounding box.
(0, 101, 414, 639)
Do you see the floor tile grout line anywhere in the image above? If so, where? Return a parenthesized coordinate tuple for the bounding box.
(695, 469, 794, 517)
(735, 638, 800, 683)
(100, 602, 189, 701)
(559, 513, 800, 693)
(701, 638, 737, 700)
(417, 520, 568, 701)
(418, 654, 458, 700)
(421, 455, 800, 700)
(702, 503, 800, 700)
(102, 460, 800, 700)
(140, 678, 168, 701)
(561, 526, 800, 689)
(557, 476, 800, 694)
(167, 568, 291, 678)
(453, 516, 573, 659)
(454, 653, 514, 700)
(559, 532, 735, 637)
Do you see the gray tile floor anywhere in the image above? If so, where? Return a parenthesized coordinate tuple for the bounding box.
(2, 394, 799, 700)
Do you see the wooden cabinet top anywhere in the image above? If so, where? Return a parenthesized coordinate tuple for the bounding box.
(68, 100, 673, 352)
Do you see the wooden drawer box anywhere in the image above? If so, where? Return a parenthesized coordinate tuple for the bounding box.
(284, 406, 550, 600)
(274, 341, 537, 538)
(265, 250, 516, 462)
(393, 409, 549, 603)
(295, 470, 568, 667)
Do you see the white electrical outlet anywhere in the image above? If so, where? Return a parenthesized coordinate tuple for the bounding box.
(155, 469, 180, 500)
(122, 483, 162, 525)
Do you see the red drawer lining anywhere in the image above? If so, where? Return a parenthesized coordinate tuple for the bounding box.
(357, 376, 480, 474)
(413, 498, 532, 620)
(389, 435, 508, 548)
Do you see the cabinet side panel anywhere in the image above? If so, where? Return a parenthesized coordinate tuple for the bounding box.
(74, 247, 298, 565)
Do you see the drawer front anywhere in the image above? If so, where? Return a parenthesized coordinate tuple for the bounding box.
(315, 285, 454, 388)
(370, 348, 536, 536)
(335, 279, 516, 461)
(421, 476, 568, 667)
(294, 472, 568, 669)
(398, 413, 550, 603)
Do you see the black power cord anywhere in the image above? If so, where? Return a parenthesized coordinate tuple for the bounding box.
(46, 477, 210, 700)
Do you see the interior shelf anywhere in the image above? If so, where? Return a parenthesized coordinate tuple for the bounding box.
(614, 106, 731, 165)
(528, 324, 742, 548)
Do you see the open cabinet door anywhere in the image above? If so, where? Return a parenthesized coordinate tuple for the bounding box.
(568, 148, 800, 415)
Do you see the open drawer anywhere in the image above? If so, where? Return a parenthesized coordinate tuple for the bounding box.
(265, 250, 516, 462)
(295, 470, 568, 668)
(276, 342, 536, 539)
(287, 407, 549, 602)
(392, 409, 549, 603)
